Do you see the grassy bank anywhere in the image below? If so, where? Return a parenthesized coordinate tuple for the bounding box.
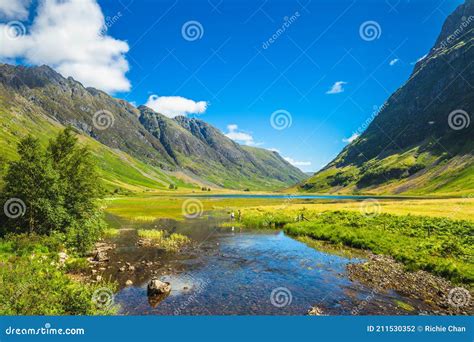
(0, 234, 118, 315)
(237, 209, 474, 285)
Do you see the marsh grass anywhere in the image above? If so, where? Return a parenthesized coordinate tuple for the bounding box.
(137, 229, 191, 252)
(239, 209, 474, 284)
(103, 228, 120, 238)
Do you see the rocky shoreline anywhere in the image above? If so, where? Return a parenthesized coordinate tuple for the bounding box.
(346, 254, 473, 315)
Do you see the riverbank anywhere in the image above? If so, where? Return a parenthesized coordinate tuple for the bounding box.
(0, 234, 118, 315)
(236, 209, 473, 285)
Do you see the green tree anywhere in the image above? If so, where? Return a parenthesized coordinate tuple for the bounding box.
(1, 128, 105, 254)
(47, 127, 104, 254)
(48, 127, 103, 221)
(1, 136, 65, 234)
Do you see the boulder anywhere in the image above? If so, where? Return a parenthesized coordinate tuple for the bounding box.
(125, 280, 133, 286)
(147, 277, 171, 296)
(93, 251, 109, 262)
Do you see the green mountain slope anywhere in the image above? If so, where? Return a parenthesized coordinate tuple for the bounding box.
(0, 92, 192, 192)
(299, 0, 474, 196)
(139, 106, 305, 189)
(0, 64, 306, 191)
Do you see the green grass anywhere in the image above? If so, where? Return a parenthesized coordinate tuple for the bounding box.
(0, 233, 118, 315)
(137, 229, 190, 252)
(298, 145, 474, 197)
(238, 209, 474, 284)
(105, 195, 285, 221)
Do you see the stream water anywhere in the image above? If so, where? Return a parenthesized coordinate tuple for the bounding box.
(103, 215, 432, 315)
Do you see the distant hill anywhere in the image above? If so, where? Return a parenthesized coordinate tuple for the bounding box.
(0, 64, 306, 191)
(298, 0, 474, 196)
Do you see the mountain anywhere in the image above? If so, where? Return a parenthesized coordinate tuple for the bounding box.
(0, 64, 306, 191)
(299, 0, 474, 196)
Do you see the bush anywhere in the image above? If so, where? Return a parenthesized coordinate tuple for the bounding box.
(0, 256, 117, 315)
(65, 212, 106, 255)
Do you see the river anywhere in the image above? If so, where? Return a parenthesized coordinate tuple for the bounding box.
(101, 214, 433, 315)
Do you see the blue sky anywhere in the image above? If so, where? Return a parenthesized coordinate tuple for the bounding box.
(0, 0, 464, 172)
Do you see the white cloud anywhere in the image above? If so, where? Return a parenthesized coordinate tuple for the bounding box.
(224, 124, 255, 146)
(389, 58, 399, 66)
(145, 95, 208, 118)
(0, 0, 31, 19)
(342, 132, 360, 143)
(283, 156, 311, 167)
(0, 0, 130, 93)
(326, 81, 347, 94)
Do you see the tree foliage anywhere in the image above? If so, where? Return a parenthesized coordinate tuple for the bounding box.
(0, 127, 104, 254)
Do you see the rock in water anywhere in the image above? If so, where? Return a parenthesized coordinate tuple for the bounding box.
(308, 306, 325, 316)
(147, 277, 171, 296)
